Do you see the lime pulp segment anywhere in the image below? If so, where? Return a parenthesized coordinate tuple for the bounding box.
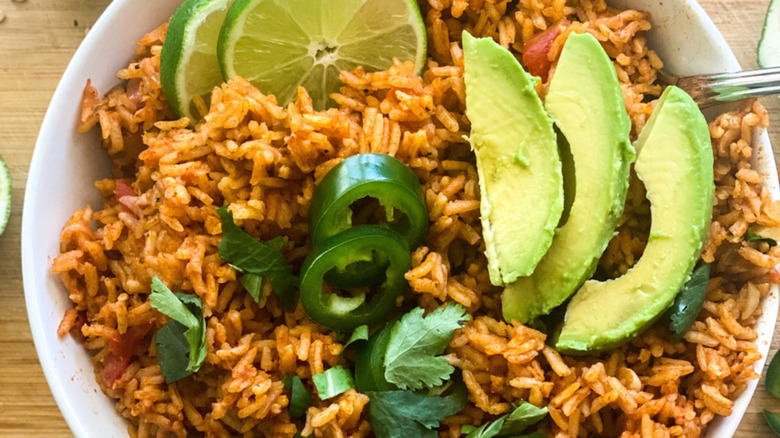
(218, 0, 426, 109)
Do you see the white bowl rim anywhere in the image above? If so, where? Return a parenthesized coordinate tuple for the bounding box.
(21, 0, 779, 437)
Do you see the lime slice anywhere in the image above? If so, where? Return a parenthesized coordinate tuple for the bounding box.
(218, 0, 426, 109)
(759, 0, 780, 68)
(0, 156, 11, 235)
(160, 0, 234, 121)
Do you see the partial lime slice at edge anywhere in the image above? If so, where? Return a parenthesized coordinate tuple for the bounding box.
(161, 0, 234, 121)
(0, 156, 11, 235)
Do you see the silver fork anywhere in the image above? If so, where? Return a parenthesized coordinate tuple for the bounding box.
(658, 66, 780, 108)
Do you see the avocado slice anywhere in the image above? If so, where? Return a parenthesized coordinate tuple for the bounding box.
(462, 32, 563, 285)
(554, 86, 714, 353)
(502, 33, 635, 323)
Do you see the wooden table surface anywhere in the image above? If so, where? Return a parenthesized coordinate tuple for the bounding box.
(0, 0, 778, 436)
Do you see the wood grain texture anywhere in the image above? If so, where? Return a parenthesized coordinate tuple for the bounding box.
(0, 0, 776, 436)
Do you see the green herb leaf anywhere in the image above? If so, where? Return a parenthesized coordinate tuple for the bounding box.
(149, 277, 207, 382)
(384, 305, 470, 390)
(239, 273, 264, 303)
(282, 375, 314, 418)
(461, 427, 548, 438)
(464, 401, 548, 438)
(667, 264, 711, 341)
(217, 206, 297, 309)
(747, 229, 778, 247)
(155, 321, 193, 382)
(313, 366, 355, 400)
(150, 276, 199, 328)
(367, 384, 468, 438)
(344, 325, 369, 349)
(764, 410, 780, 436)
(461, 426, 478, 434)
(766, 351, 780, 399)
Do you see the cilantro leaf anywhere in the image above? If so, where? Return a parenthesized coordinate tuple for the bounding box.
(367, 383, 468, 438)
(239, 273, 264, 302)
(217, 206, 297, 309)
(155, 321, 193, 382)
(464, 401, 548, 438)
(150, 276, 198, 328)
(498, 402, 548, 434)
(282, 375, 314, 418)
(313, 366, 355, 400)
(668, 264, 711, 341)
(344, 325, 369, 349)
(747, 229, 778, 247)
(383, 305, 470, 390)
(149, 277, 207, 382)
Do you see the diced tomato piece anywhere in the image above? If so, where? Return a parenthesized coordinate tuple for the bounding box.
(103, 321, 154, 386)
(108, 321, 154, 358)
(522, 19, 570, 80)
(102, 353, 130, 386)
(114, 179, 136, 199)
(114, 179, 137, 214)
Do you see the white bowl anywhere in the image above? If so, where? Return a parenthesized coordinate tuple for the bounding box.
(21, 0, 779, 436)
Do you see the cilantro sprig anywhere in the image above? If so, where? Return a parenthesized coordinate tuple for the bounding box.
(462, 402, 548, 438)
(149, 276, 207, 383)
(217, 206, 297, 308)
(350, 305, 472, 438)
(383, 305, 470, 390)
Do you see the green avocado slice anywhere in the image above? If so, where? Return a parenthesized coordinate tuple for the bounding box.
(554, 86, 714, 353)
(462, 32, 563, 286)
(502, 33, 635, 323)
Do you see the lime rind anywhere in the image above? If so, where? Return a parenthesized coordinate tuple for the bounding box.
(161, 0, 233, 121)
(0, 156, 11, 235)
(218, 0, 426, 110)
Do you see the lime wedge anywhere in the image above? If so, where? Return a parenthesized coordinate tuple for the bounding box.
(161, 0, 234, 121)
(0, 156, 11, 235)
(218, 0, 426, 109)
